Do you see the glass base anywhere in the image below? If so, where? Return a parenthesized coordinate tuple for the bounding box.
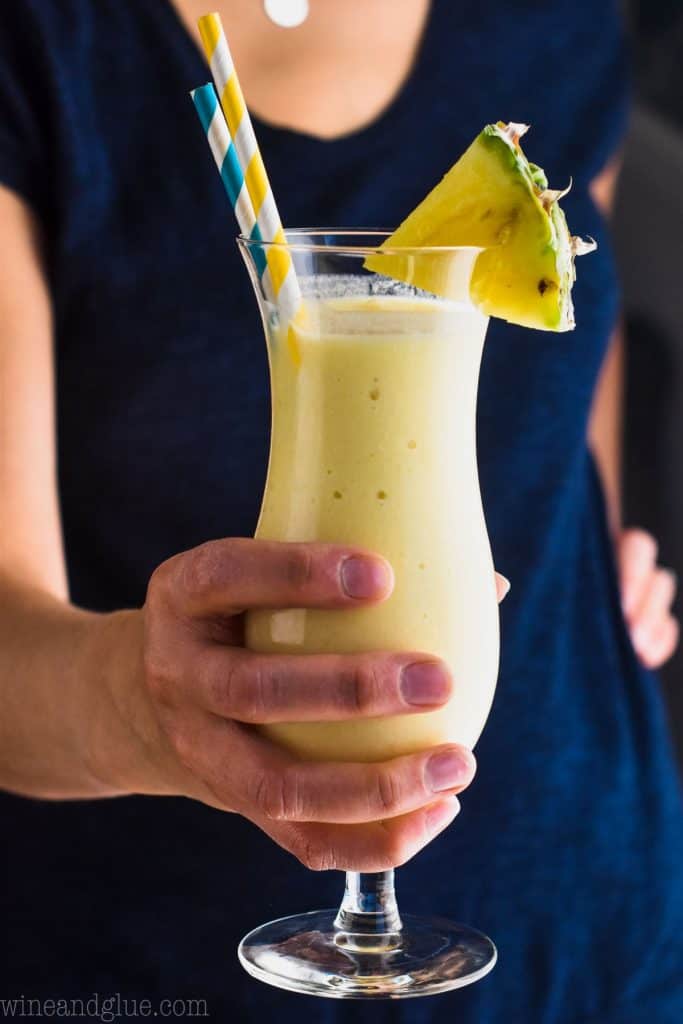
(238, 909, 497, 999)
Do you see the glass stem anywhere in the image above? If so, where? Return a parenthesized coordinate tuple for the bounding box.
(333, 872, 403, 951)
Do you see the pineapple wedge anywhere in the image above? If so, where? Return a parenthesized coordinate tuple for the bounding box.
(365, 123, 594, 331)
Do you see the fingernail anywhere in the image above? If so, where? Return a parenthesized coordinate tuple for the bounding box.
(426, 749, 475, 792)
(401, 661, 452, 706)
(495, 573, 511, 601)
(426, 797, 461, 835)
(341, 556, 392, 600)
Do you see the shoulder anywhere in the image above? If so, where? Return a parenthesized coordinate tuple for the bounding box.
(0, 2, 143, 103)
(0, 2, 157, 189)
(0, 1, 97, 55)
(0, 2, 98, 130)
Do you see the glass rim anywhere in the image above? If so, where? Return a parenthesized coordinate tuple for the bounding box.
(237, 228, 485, 258)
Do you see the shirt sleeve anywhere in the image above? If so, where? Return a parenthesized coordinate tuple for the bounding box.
(0, 3, 50, 217)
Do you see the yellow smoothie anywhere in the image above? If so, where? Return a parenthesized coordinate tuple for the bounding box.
(246, 293, 499, 762)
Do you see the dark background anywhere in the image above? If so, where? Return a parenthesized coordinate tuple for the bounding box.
(618, 1, 683, 764)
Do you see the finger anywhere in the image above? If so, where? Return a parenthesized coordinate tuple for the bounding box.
(159, 538, 393, 618)
(495, 573, 511, 602)
(237, 735, 476, 824)
(260, 797, 461, 872)
(194, 648, 453, 723)
(635, 614, 679, 671)
(180, 712, 475, 825)
(631, 568, 677, 656)
(619, 529, 658, 620)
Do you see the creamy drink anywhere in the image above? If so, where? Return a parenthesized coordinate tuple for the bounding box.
(246, 291, 499, 762)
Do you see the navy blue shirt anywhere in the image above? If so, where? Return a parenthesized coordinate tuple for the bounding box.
(2, 2, 683, 1021)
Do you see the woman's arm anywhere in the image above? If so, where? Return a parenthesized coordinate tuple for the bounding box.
(587, 162, 679, 668)
(0, 185, 164, 796)
(0, 187, 67, 596)
(588, 322, 623, 534)
(588, 150, 623, 531)
(0, 185, 101, 795)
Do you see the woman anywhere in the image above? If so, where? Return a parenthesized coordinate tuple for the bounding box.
(1, 1, 682, 1020)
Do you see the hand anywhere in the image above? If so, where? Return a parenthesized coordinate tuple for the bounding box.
(120, 539, 508, 873)
(618, 528, 679, 669)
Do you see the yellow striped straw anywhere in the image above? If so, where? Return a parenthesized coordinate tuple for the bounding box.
(198, 12, 301, 323)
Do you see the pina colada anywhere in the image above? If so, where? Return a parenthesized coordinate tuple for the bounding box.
(246, 292, 499, 762)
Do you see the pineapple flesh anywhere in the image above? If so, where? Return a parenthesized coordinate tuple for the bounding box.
(366, 123, 594, 332)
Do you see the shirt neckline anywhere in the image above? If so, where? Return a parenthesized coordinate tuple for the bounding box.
(163, 0, 438, 151)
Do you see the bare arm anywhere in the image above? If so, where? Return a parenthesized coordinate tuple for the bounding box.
(0, 186, 159, 796)
(588, 322, 623, 534)
(588, 154, 623, 532)
(0, 188, 67, 595)
(0, 186, 101, 795)
(587, 160, 679, 667)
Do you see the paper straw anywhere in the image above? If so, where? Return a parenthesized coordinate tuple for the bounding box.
(190, 83, 270, 288)
(197, 11, 301, 321)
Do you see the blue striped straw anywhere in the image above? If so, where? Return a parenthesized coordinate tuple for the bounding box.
(190, 83, 270, 287)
